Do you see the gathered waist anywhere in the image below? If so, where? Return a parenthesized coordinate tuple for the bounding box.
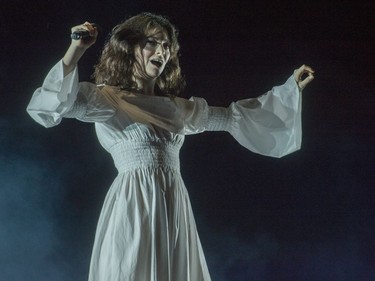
(109, 140, 180, 173)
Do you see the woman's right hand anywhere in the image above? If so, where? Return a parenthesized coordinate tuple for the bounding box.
(70, 21, 98, 49)
(62, 21, 99, 76)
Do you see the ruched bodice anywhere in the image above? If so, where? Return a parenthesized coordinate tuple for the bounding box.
(110, 138, 182, 173)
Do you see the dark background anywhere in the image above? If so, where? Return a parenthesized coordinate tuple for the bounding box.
(1, 1, 374, 280)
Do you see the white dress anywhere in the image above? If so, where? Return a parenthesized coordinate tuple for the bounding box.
(27, 61, 302, 281)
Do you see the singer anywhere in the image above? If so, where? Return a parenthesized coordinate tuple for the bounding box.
(27, 12, 314, 281)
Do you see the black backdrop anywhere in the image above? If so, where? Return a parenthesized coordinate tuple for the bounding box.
(1, 1, 374, 280)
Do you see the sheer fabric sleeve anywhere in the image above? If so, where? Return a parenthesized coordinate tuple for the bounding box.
(27, 60, 115, 128)
(181, 75, 302, 158)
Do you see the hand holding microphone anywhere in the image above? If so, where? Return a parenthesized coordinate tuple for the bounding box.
(70, 22, 100, 48)
(62, 22, 101, 75)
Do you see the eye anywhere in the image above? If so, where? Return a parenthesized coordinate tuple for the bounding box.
(163, 42, 170, 49)
(146, 39, 157, 47)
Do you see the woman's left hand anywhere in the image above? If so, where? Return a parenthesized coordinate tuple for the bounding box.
(294, 64, 315, 90)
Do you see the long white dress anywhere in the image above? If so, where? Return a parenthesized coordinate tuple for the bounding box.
(27, 61, 302, 281)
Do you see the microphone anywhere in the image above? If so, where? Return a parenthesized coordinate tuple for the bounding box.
(70, 24, 101, 40)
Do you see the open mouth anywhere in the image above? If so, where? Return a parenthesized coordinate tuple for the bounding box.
(151, 60, 163, 68)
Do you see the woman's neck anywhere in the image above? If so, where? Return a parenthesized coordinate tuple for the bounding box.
(136, 78, 156, 96)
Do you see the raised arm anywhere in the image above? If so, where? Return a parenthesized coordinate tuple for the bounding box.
(27, 22, 114, 128)
(63, 22, 98, 76)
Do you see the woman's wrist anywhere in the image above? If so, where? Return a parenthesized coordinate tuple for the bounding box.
(62, 44, 86, 76)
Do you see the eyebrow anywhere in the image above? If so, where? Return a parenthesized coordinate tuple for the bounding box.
(146, 36, 170, 43)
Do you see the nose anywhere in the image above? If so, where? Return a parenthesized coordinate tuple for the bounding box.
(155, 43, 165, 55)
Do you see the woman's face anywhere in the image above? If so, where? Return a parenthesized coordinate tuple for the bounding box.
(134, 28, 171, 81)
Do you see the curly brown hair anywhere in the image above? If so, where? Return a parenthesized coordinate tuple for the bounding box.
(93, 13, 185, 97)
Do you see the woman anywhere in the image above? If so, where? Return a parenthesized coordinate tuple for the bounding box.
(27, 12, 314, 281)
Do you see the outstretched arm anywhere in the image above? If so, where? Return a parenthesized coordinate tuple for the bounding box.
(175, 65, 316, 157)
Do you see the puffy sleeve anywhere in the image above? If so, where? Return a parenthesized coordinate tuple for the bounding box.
(181, 75, 302, 158)
(27, 60, 115, 128)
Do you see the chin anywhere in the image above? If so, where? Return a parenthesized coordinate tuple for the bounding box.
(147, 71, 163, 79)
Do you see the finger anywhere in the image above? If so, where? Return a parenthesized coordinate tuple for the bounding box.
(300, 65, 315, 74)
(294, 65, 305, 82)
(295, 65, 315, 83)
(72, 22, 95, 34)
(298, 72, 314, 89)
(297, 64, 314, 74)
(83, 22, 97, 36)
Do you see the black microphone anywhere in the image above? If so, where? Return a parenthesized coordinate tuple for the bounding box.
(70, 24, 101, 40)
